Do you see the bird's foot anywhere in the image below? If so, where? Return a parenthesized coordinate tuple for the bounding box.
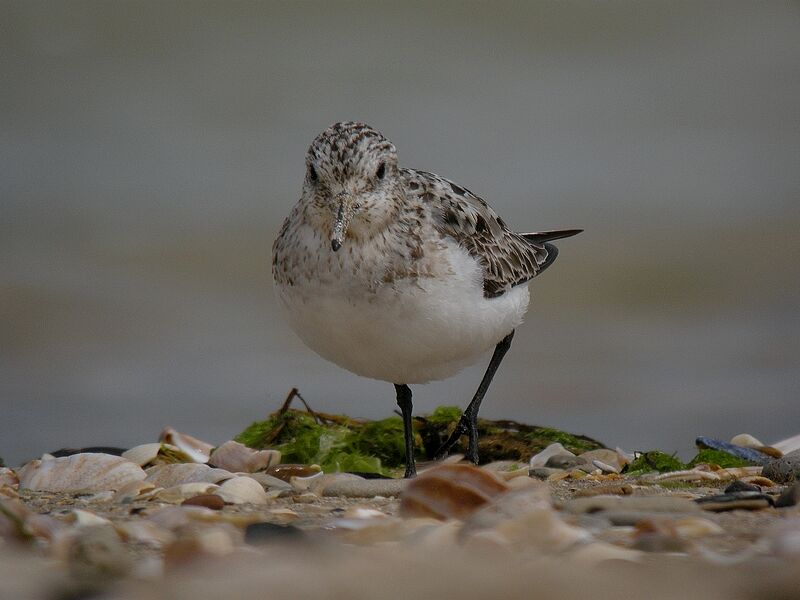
(433, 415, 470, 460)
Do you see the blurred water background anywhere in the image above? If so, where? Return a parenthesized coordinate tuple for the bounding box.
(2, 1, 799, 466)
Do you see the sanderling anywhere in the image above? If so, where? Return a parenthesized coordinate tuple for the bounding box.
(272, 122, 581, 477)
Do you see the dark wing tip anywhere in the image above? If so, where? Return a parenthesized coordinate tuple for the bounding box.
(521, 228, 583, 244)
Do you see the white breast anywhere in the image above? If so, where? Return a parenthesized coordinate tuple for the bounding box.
(275, 236, 530, 384)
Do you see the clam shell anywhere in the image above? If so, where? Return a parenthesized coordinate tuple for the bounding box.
(0, 468, 19, 488)
(18, 453, 146, 493)
(145, 463, 235, 487)
(400, 464, 509, 521)
(159, 428, 213, 463)
(122, 443, 195, 467)
(113, 480, 157, 503)
(208, 441, 281, 473)
(215, 476, 268, 504)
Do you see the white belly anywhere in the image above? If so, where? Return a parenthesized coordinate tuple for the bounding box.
(275, 242, 530, 384)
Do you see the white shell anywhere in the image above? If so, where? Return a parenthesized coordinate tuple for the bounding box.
(113, 480, 157, 503)
(159, 428, 213, 463)
(529, 443, 574, 468)
(772, 433, 800, 455)
(145, 464, 235, 488)
(215, 476, 268, 504)
(0, 468, 19, 488)
(208, 441, 281, 473)
(18, 453, 146, 493)
(122, 443, 194, 467)
(65, 509, 112, 528)
(730, 433, 765, 448)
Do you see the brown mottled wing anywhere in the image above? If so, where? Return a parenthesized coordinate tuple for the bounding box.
(403, 169, 558, 299)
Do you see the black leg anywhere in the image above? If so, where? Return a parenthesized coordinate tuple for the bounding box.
(394, 383, 416, 478)
(435, 330, 515, 464)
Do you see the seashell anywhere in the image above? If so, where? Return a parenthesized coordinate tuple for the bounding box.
(463, 486, 590, 553)
(145, 463, 234, 487)
(182, 494, 226, 510)
(164, 527, 236, 569)
(719, 466, 763, 479)
(215, 476, 268, 504)
(122, 443, 195, 467)
(615, 447, 635, 466)
(267, 508, 301, 523)
(267, 464, 322, 482)
(772, 433, 800, 455)
(480, 461, 531, 480)
(695, 491, 774, 512)
(740, 475, 777, 487)
(592, 460, 620, 474)
(153, 483, 220, 503)
(18, 453, 146, 493)
(115, 520, 175, 548)
(0, 484, 19, 499)
(0, 468, 19, 488)
(113, 479, 157, 503)
(208, 440, 281, 473)
(340, 507, 387, 520)
(652, 469, 722, 482)
(730, 433, 765, 448)
(159, 427, 213, 464)
(529, 443, 574, 468)
(399, 464, 509, 521)
(65, 509, 112, 528)
(240, 472, 292, 490)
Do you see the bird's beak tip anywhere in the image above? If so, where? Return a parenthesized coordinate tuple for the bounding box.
(331, 239, 342, 252)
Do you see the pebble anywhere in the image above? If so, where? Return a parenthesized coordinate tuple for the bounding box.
(266, 464, 322, 482)
(775, 483, 800, 508)
(724, 480, 761, 494)
(762, 449, 800, 484)
(695, 491, 774, 512)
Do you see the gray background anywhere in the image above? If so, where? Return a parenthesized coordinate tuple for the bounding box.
(2, 1, 799, 465)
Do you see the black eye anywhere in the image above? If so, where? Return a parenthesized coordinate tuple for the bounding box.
(375, 162, 386, 180)
(308, 165, 318, 182)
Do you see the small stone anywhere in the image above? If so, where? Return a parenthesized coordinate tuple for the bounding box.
(724, 480, 761, 494)
(775, 483, 800, 508)
(244, 522, 306, 545)
(182, 494, 225, 510)
(320, 477, 408, 498)
(763, 449, 800, 484)
(545, 455, 587, 470)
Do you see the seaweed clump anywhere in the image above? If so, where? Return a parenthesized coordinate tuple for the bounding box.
(688, 449, 753, 469)
(235, 391, 604, 475)
(623, 451, 686, 476)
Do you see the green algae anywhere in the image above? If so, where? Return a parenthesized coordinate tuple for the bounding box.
(688, 449, 754, 468)
(235, 399, 604, 474)
(623, 451, 686, 475)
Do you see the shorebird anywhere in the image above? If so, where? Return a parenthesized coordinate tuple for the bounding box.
(272, 122, 581, 477)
